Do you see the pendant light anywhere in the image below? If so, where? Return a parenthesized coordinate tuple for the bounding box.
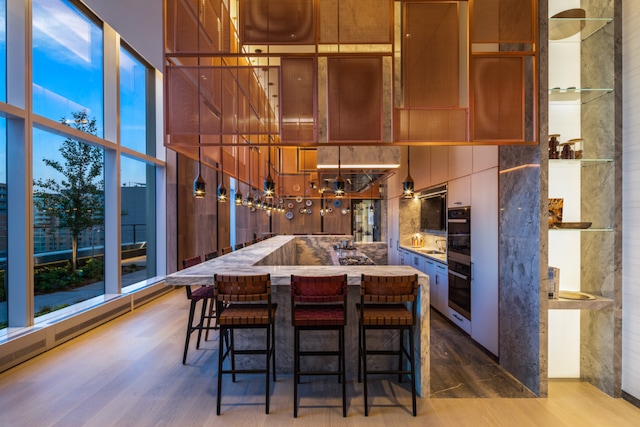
(235, 144, 243, 205)
(264, 145, 275, 198)
(402, 146, 415, 198)
(245, 147, 254, 207)
(217, 146, 227, 202)
(193, 144, 206, 198)
(334, 146, 345, 197)
(369, 176, 375, 213)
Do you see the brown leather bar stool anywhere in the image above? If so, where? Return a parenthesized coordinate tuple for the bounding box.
(290, 274, 348, 418)
(234, 242, 245, 250)
(220, 246, 233, 255)
(205, 251, 218, 261)
(181, 256, 216, 364)
(214, 274, 277, 415)
(357, 274, 418, 416)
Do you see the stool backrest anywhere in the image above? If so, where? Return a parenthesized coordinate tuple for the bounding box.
(205, 251, 218, 261)
(360, 274, 418, 303)
(290, 275, 348, 303)
(221, 246, 233, 255)
(182, 256, 202, 269)
(214, 274, 271, 302)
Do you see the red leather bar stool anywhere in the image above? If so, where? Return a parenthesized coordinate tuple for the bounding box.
(181, 256, 216, 364)
(357, 274, 418, 416)
(290, 274, 348, 418)
(214, 274, 277, 415)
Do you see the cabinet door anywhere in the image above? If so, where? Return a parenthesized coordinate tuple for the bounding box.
(447, 175, 471, 208)
(470, 167, 499, 356)
(431, 146, 449, 185)
(424, 259, 437, 309)
(472, 145, 498, 172)
(448, 146, 473, 179)
(435, 263, 448, 314)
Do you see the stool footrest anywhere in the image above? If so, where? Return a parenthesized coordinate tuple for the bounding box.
(297, 370, 344, 376)
(299, 350, 341, 357)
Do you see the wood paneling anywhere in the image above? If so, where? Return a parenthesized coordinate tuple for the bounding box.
(471, 56, 524, 141)
(404, 2, 459, 108)
(471, 0, 534, 43)
(328, 57, 383, 142)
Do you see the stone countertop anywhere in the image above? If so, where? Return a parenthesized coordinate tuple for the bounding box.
(166, 235, 430, 397)
(167, 235, 429, 287)
(400, 244, 448, 264)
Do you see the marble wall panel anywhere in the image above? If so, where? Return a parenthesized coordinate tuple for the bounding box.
(354, 242, 388, 265)
(498, 144, 545, 397)
(581, 308, 622, 397)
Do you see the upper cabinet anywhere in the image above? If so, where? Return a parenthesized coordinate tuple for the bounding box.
(396, 0, 538, 145)
(546, 0, 621, 397)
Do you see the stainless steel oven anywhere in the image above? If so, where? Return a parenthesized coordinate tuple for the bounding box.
(447, 207, 470, 263)
(447, 206, 471, 320)
(448, 258, 471, 320)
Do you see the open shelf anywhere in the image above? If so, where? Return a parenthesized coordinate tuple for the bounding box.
(548, 87, 613, 104)
(548, 294, 614, 310)
(549, 17, 613, 42)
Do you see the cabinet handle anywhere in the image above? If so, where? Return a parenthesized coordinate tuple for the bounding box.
(435, 275, 439, 285)
(452, 313, 463, 322)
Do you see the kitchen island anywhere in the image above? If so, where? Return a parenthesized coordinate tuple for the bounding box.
(165, 235, 430, 396)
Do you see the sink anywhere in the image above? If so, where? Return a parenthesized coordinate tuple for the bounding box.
(418, 249, 445, 255)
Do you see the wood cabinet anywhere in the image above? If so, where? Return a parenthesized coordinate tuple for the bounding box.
(430, 146, 449, 185)
(448, 146, 472, 179)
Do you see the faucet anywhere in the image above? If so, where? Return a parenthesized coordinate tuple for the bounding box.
(435, 238, 446, 252)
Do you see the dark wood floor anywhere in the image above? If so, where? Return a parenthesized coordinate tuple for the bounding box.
(430, 308, 536, 398)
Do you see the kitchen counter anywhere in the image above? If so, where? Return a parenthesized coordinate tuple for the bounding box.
(400, 244, 448, 264)
(165, 235, 430, 396)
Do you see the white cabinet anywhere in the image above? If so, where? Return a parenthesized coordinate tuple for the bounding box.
(472, 145, 498, 172)
(448, 146, 472, 179)
(470, 166, 499, 356)
(447, 175, 471, 208)
(424, 257, 448, 314)
(448, 306, 471, 334)
(430, 146, 448, 185)
(387, 197, 400, 265)
(434, 263, 448, 314)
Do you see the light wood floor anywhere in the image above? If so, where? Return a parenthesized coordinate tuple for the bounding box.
(0, 289, 639, 426)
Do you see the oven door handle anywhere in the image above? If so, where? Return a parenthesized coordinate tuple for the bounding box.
(447, 218, 468, 224)
(449, 270, 469, 281)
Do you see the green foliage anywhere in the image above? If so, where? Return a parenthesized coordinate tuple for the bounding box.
(33, 110, 104, 270)
(34, 262, 82, 294)
(82, 257, 104, 280)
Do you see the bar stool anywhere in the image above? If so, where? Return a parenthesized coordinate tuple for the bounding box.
(181, 256, 216, 364)
(220, 246, 233, 255)
(214, 274, 277, 415)
(357, 274, 418, 416)
(205, 251, 218, 261)
(234, 242, 245, 251)
(290, 274, 348, 418)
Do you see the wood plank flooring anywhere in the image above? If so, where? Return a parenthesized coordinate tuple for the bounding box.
(0, 289, 639, 426)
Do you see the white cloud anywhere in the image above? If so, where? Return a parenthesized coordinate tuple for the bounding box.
(32, 0, 95, 65)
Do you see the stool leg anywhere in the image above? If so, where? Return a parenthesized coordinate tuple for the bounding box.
(341, 326, 346, 417)
(409, 325, 417, 416)
(357, 321, 362, 383)
(230, 329, 236, 383)
(265, 323, 271, 414)
(294, 327, 299, 418)
(216, 325, 225, 415)
(195, 298, 207, 349)
(182, 300, 197, 364)
(398, 328, 404, 383)
(204, 299, 216, 340)
(362, 324, 369, 416)
(271, 321, 277, 382)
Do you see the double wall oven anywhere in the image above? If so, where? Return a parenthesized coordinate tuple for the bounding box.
(447, 207, 471, 321)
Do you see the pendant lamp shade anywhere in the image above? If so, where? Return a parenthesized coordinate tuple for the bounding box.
(235, 188, 243, 205)
(194, 147, 206, 198)
(217, 181, 228, 202)
(402, 146, 414, 198)
(264, 172, 275, 198)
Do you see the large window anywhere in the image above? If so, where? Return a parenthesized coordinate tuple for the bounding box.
(0, 118, 6, 329)
(32, 127, 105, 318)
(0, 0, 6, 102)
(32, 0, 104, 137)
(121, 156, 155, 285)
(120, 46, 149, 154)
